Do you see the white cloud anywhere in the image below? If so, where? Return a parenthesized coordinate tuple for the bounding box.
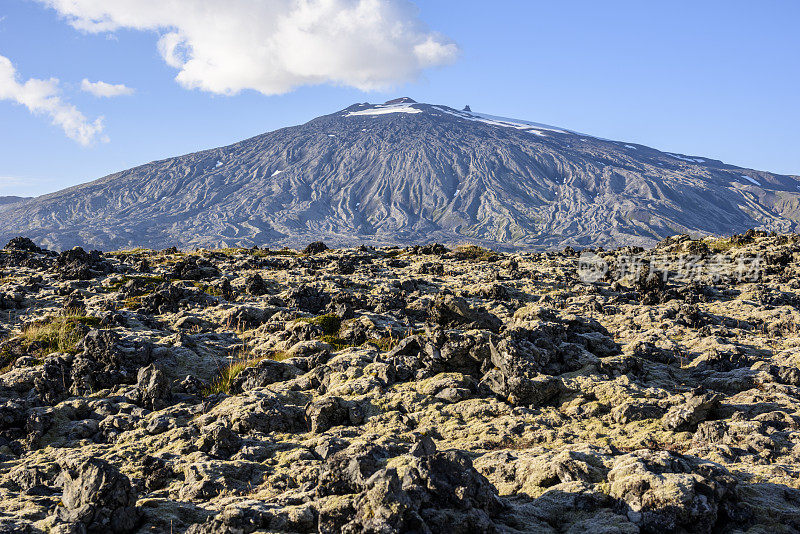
(37, 0, 459, 96)
(0, 54, 106, 146)
(81, 78, 135, 97)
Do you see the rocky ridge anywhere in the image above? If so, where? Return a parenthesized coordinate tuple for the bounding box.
(0, 232, 799, 532)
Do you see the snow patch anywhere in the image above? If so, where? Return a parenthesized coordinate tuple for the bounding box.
(271, 170, 283, 177)
(471, 111, 569, 134)
(741, 175, 761, 186)
(454, 189, 460, 197)
(624, 145, 637, 150)
(215, 160, 223, 167)
(667, 153, 705, 164)
(432, 106, 605, 139)
(345, 103, 422, 117)
(436, 106, 567, 136)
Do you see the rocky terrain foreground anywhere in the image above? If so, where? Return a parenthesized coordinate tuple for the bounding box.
(0, 232, 799, 533)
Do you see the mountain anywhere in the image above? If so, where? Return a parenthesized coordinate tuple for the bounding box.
(0, 196, 28, 207)
(1, 98, 798, 251)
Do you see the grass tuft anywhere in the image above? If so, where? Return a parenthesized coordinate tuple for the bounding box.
(204, 353, 267, 395)
(454, 244, 500, 262)
(20, 311, 100, 355)
(706, 238, 736, 253)
(366, 336, 402, 352)
(204, 347, 298, 395)
(319, 335, 355, 351)
(191, 281, 225, 297)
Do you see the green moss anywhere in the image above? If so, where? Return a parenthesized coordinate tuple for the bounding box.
(106, 274, 166, 292)
(106, 247, 154, 257)
(250, 248, 300, 258)
(216, 247, 248, 256)
(313, 334, 403, 353)
(215, 247, 303, 258)
(122, 296, 143, 310)
(0, 346, 16, 374)
(268, 351, 292, 362)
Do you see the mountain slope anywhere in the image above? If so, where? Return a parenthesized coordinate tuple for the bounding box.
(1, 99, 798, 251)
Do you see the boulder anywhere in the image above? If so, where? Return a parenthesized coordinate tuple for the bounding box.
(135, 364, 172, 411)
(430, 294, 501, 332)
(170, 257, 220, 280)
(303, 241, 329, 255)
(4, 237, 43, 253)
(197, 424, 242, 459)
(229, 358, 302, 392)
(55, 457, 138, 533)
(662, 392, 722, 431)
(243, 273, 269, 295)
(284, 284, 330, 314)
(608, 450, 736, 534)
(305, 396, 364, 433)
(341, 451, 506, 533)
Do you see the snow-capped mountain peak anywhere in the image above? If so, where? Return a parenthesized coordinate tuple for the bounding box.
(0, 98, 797, 251)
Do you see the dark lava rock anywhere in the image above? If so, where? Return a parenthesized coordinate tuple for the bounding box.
(138, 284, 216, 314)
(411, 243, 449, 256)
(305, 396, 363, 433)
(171, 257, 221, 280)
(303, 241, 329, 255)
(327, 450, 506, 534)
(135, 364, 172, 411)
(55, 457, 138, 533)
(229, 359, 302, 393)
(429, 294, 501, 332)
(69, 330, 153, 396)
(284, 284, 330, 314)
(317, 443, 390, 497)
(56, 247, 112, 280)
(4, 237, 44, 253)
(244, 273, 269, 295)
(662, 392, 722, 431)
(197, 425, 242, 459)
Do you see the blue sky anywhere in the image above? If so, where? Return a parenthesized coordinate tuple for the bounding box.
(0, 0, 798, 197)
